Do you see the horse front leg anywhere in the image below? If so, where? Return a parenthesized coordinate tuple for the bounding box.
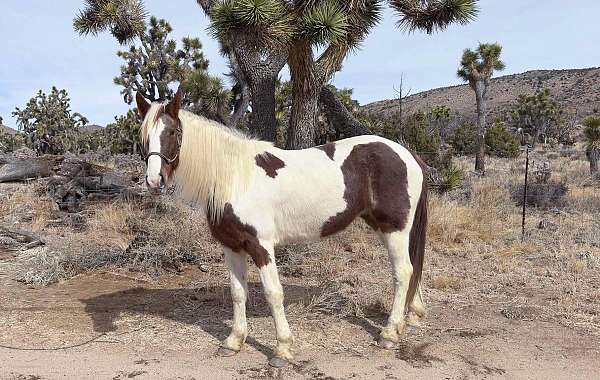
(218, 247, 249, 356)
(257, 240, 294, 368)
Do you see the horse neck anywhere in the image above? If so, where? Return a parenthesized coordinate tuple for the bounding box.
(173, 111, 271, 220)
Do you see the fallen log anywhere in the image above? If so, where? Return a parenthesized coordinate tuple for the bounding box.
(0, 224, 45, 248)
(0, 159, 53, 183)
(0, 153, 144, 212)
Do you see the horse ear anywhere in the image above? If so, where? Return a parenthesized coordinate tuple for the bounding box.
(136, 92, 150, 119)
(166, 87, 183, 120)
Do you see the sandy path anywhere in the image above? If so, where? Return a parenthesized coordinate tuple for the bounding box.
(2, 265, 600, 380)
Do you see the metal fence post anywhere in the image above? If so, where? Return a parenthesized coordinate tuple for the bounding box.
(521, 146, 530, 242)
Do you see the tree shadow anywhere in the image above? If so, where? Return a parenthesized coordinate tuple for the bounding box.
(81, 282, 389, 357)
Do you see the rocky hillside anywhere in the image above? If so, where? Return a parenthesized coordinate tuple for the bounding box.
(0, 125, 17, 135)
(363, 68, 600, 121)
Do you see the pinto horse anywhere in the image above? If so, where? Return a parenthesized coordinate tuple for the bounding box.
(137, 89, 428, 367)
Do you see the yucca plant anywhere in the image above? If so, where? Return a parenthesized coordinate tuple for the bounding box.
(583, 116, 600, 174)
(457, 42, 505, 174)
(429, 165, 464, 194)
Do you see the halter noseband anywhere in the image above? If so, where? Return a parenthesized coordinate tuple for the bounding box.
(145, 151, 179, 165)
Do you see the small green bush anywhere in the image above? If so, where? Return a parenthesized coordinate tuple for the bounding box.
(401, 112, 440, 156)
(448, 122, 477, 156)
(448, 121, 520, 158)
(485, 122, 520, 158)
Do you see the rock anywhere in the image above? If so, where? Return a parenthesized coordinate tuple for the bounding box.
(198, 264, 209, 272)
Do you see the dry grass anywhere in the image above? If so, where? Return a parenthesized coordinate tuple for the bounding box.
(430, 275, 463, 290)
(0, 183, 53, 231)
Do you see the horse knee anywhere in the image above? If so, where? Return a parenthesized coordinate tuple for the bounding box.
(264, 289, 284, 305)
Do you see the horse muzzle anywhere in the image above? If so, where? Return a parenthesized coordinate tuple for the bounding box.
(145, 174, 166, 194)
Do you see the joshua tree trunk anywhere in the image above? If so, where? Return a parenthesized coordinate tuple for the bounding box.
(319, 87, 370, 138)
(228, 82, 250, 129)
(588, 148, 599, 174)
(286, 88, 320, 149)
(229, 34, 287, 142)
(286, 41, 320, 149)
(249, 77, 278, 142)
(473, 80, 487, 174)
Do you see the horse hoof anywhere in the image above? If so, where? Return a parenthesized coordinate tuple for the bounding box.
(269, 356, 289, 368)
(217, 347, 239, 357)
(378, 337, 396, 350)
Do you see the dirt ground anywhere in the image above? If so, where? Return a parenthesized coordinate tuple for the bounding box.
(2, 252, 600, 380)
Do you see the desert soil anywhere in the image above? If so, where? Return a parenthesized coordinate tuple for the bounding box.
(2, 255, 600, 380)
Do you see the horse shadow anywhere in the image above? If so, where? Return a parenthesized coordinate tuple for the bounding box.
(81, 282, 388, 357)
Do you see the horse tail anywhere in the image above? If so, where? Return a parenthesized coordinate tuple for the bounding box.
(405, 155, 428, 310)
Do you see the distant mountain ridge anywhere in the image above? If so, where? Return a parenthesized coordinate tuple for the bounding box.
(0, 125, 17, 135)
(363, 68, 600, 121)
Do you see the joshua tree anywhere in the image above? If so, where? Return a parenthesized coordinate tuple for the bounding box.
(457, 42, 505, 173)
(12, 87, 88, 155)
(583, 116, 600, 174)
(75, 6, 231, 125)
(511, 88, 560, 147)
(75, 0, 479, 147)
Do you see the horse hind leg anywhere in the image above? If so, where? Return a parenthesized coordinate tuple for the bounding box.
(406, 284, 426, 327)
(378, 229, 413, 349)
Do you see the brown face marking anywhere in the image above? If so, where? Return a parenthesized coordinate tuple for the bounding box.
(321, 142, 410, 237)
(208, 204, 271, 267)
(156, 113, 182, 180)
(255, 152, 285, 178)
(315, 143, 336, 160)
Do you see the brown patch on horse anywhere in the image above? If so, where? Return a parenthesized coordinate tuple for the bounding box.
(157, 113, 182, 180)
(255, 152, 285, 178)
(315, 143, 336, 160)
(321, 142, 410, 237)
(208, 203, 271, 268)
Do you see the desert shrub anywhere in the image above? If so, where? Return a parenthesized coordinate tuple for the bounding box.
(0, 130, 26, 152)
(75, 130, 107, 153)
(485, 122, 520, 158)
(12, 87, 88, 154)
(16, 197, 221, 285)
(532, 161, 552, 184)
(448, 121, 520, 158)
(361, 113, 397, 141)
(429, 165, 464, 194)
(105, 110, 142, 155)
(401, 111, 440, 156)
(511, 181, 568, 209)
(448, 122, 477, 156)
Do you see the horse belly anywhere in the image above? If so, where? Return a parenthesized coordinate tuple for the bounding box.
(271, 165, 348, 244)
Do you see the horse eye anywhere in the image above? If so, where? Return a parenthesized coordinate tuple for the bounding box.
(169, 130, 175, 136)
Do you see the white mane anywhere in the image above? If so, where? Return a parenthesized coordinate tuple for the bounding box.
(142, 103, 273, 221)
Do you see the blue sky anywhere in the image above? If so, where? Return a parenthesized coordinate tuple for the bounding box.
(1, 0, 599, 128)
